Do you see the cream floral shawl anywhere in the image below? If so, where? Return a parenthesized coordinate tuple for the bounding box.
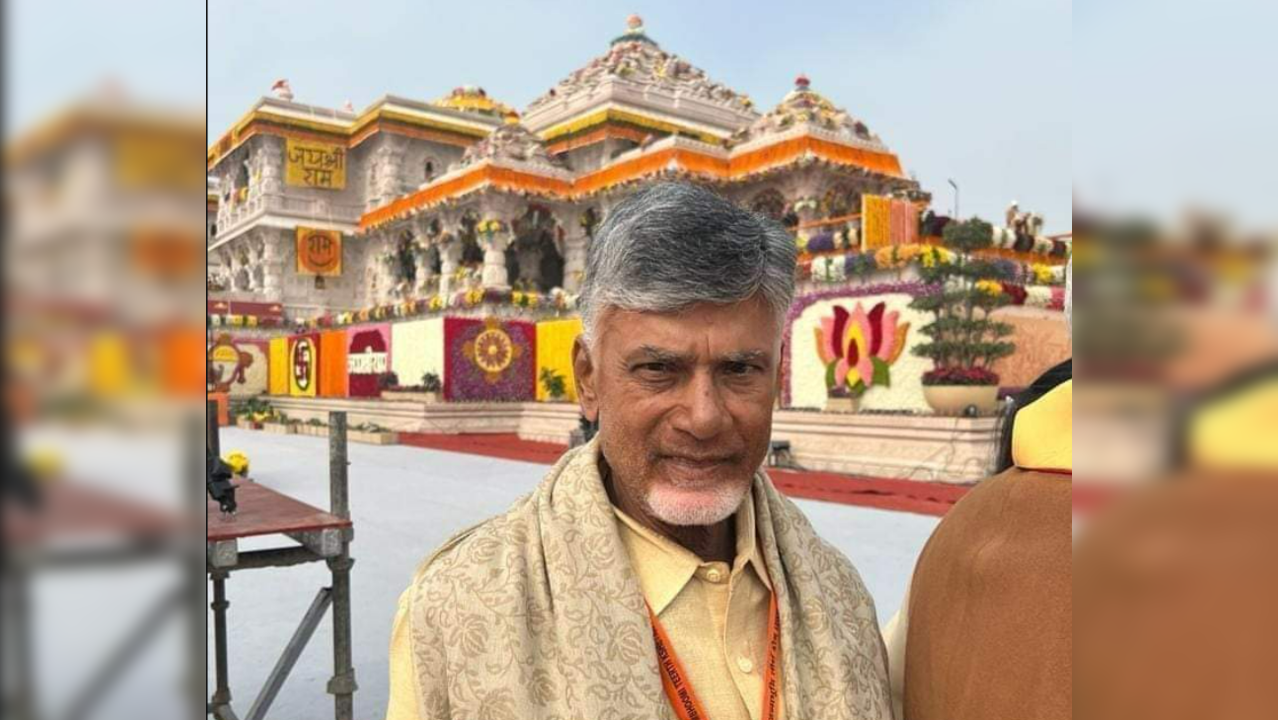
(402, 438, 893, 720)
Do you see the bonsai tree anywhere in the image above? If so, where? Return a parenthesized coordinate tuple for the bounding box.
(909, 218, 1016, 386)
(377, 371, 400, 392)
(540, 368, 567, 401)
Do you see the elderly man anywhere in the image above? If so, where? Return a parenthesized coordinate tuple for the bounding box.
(386, 182, 894, 720)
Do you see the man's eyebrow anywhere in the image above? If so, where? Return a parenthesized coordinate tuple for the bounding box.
(625, 345, 693, 364)
(720, 349, 770, 364)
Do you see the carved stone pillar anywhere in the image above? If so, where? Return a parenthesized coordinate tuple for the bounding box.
(562, 231, 589, 294)
(479, 227, 513, 290)
(254, 138, 284, 196)
(259, 229, 286, 299)
(437, 241, 462, 298)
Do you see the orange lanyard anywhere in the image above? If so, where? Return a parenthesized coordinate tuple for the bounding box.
(646, 591, 780, 720)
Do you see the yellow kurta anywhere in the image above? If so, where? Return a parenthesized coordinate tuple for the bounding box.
(614, 500, 778, 720)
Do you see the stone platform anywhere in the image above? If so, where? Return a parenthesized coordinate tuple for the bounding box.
(265, 398, 998, 483)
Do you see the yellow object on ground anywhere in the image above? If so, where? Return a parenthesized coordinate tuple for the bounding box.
(27, 449, 64, 481)
(223, 451, 250, 477)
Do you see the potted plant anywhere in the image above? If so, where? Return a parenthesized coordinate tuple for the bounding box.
(263, 411, 296, 434)
(300, 417, 327, 437)
(420, 372, 442, 403)
(910, 218, 1015, 416)
(381, 372, 443, 402)
(348, 422, 399, 445)
(539, 368, 568, 402)
(235, 397, 270, 429)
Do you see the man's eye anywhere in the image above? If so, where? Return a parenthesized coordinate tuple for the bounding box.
(637, 362, 670, 374)
(725, 362, 759, 376)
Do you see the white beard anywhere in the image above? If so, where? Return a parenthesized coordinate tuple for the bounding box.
(644, 478, 750, 527)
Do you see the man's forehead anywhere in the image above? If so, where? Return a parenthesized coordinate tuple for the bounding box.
(596, 302, 780, 355)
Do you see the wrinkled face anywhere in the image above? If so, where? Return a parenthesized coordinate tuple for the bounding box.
(573, 297, 782, 526)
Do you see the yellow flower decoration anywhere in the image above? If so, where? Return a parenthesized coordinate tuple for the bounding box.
(1031, 263, 1054, 284)
(976, 279, 1004, 296)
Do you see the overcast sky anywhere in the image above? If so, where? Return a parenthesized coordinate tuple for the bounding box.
(11, 1, 1276, 233)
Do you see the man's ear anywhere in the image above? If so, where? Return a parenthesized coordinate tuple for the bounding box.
(572, 336, 599, 422)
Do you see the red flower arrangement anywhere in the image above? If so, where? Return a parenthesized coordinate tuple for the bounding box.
(922, 367, 1000, 386)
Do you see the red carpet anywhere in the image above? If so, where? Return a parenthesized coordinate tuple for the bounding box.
(398, 432, 570, 465)
(396, 433, 969, 517)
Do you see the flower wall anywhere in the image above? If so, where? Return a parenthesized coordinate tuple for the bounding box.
(535, 318, 582, 402)
(268, 337, 289, 395)
(207, 334, 269, 397)
(287, 333, 321, 398)
(988, 309, 1071, 389)
(390, 318, 445, 391)
(319, 330, 348, 398)
(346, 323, 391, 398)
(444, 317, 537, 402)
(785, 285, 935, 411)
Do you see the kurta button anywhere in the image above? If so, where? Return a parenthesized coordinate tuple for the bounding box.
(737, 656, 754, 673)
(706, 568, 724, 583)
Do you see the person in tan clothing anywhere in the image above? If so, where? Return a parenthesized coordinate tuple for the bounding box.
(386, 183, 894, 720)
(884, 370, 1072, 720)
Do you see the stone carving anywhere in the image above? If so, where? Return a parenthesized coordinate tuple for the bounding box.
(454, 123, 565, 171)
(1005, 201, 1045, 238)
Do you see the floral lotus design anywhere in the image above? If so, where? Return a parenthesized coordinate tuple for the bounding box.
(815, 301, 910, 396)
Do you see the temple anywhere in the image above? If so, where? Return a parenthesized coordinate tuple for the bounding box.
(207, 15, 923, 315)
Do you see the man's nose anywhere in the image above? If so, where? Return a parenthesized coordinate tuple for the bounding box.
(674, 371, 728, 440)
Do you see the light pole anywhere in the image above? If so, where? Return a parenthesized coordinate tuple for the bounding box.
(947, 178, 959, 219)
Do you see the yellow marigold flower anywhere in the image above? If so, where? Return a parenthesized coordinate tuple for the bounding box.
(976, 279, 1004, 296)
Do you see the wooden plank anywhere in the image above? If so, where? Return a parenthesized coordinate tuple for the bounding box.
(5, 483, 182, 545)
(207, 481, 350, 543)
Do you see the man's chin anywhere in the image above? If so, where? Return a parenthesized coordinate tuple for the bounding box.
(645, 481, 748, 527)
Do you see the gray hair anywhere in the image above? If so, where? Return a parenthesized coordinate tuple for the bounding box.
(578, 182, 797, 348)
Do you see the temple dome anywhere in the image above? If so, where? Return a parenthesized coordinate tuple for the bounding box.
(525, 16, 754, 115)
(728, 74, 883, 148)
